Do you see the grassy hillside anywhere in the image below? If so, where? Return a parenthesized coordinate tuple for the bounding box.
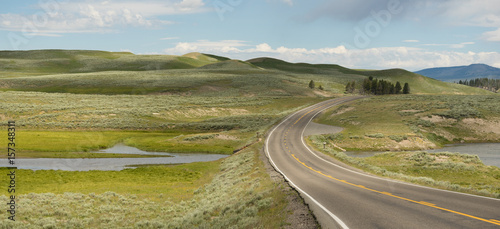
(315, 95, 500, 152)
(353, 69, 493, 95)
(0, 50, 219, 77)
(0, 49, 493, 95)
(248, 57, 493, 95)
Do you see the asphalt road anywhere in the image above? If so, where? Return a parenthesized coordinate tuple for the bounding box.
(265, 96, 500, 229)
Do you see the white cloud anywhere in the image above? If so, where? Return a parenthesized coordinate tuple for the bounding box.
(303, 0, 500, 43)
(164, 40, 248, 54)
(25, 33, 63, 37)
(482, 28, 500, 42)
(175, 0, 206, 13)
(423, 42, 475, 49)
(437, 0, 500, 27)
(255, 43, 273, 52)
(0, 0, 206, 35)
(403, 40, 419, 43)
(163, 40, 500, 71)
(416, 0, 500, 43)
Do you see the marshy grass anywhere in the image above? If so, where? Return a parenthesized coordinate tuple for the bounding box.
(309, 135, 500, 198)
(315, 95, 500, 151)
(0, 145, 289, 228)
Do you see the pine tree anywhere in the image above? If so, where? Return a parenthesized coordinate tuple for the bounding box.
(403, 83, 410, 94)
(309, 80, 315, 89)
(362, 79, 371, 94)
(371, 79, 378, 94)
(395, 81, 402, 94)
(345, 82, 351, 93)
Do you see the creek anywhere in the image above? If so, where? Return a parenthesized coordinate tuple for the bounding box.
(1, 144, 229, 171)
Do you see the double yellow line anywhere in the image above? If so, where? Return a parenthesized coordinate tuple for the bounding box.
(285, 97, 500, 227)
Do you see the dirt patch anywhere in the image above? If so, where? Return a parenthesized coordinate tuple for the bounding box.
(0, 114, 9, 121)
(216, 134, 238, 140)
(462, 118, 500, 134)
(164, 108, 249, 120)
(329, 106, 354, 119)
(272, 89, 287, 94)
(259, 148, 319, 229)
(400, 109, 422, 113)
(312, 90, 333, 97)
(433, 155, 449, 163)
(361, 136, 437, 152)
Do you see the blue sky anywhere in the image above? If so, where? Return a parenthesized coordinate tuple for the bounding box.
(1, 0, 499, 70)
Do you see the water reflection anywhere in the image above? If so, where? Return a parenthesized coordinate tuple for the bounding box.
(1, 144, 229, 171)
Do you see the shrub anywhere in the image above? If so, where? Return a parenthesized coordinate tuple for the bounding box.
(388, 135, 407, 142)
(365, 133, 384, 138)
(183, 134, 219, 141)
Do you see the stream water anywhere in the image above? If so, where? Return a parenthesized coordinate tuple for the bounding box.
(0, 144, 229, 171)
(345, 143, 500, 168)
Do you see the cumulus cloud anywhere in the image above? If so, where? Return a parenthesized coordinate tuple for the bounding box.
(300, 0, 409, 23)
(164, 40, 500, 70)
(423, 42, 475, 49)
(164, 40, 249, 54)
(482, 28, 500, 42)
(0, 0, 207, 35)
(299, 0, 500, 43)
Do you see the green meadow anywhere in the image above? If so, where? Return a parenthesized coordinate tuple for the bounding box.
(0, 145, 291, 228)
(315, 95, 500, 151)
(309, 137, 500, 198)
(310, 94, 500, 198)
(0, 50, 499, 227)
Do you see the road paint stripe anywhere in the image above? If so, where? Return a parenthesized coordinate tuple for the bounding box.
(266, 98, 351, 229)
(288, 96, 500, 226)
(291, 149, 500, 227)
(299, 97, 500, 202)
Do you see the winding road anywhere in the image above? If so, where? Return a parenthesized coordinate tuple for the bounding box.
(265, 96, 500, 229)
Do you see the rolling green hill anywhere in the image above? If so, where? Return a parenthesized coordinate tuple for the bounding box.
(248, 57, 493, 95)
(0, 50, 219, 77)
(351, 68, 493, 95)
(0, 49, 494, 95)
(247, 57, 360, 75)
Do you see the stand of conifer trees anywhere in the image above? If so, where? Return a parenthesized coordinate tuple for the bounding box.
(457, 78, 499, 93)
(347, 77, 410, 95)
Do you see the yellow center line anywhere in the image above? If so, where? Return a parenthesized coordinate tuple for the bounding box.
(290, 153, 500, 226)
(282, 97, 500, 226)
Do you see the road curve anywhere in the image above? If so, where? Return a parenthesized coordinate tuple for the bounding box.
(265, 96, 500, 229)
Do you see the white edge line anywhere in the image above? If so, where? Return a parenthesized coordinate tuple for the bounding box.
(265, 100, 350, 229)
(300, 98, 500, 202)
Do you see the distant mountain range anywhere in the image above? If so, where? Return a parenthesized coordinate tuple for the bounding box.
(415, 64, 500, 82)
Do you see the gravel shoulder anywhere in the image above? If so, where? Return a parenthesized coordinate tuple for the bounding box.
(259, 147, 319, 228)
